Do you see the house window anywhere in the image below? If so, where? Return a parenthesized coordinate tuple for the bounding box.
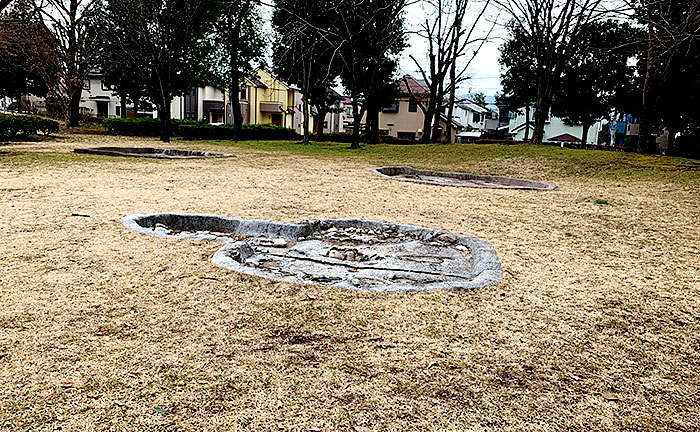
(408, 99, 418, 112)
(240, 85, 247, 100)
(346, 107, 353, 116)
(398, 132, 416, 140)
(473, 112, 481, 123)
(382, 103, 399, 113)
(101, 81, 115, 92)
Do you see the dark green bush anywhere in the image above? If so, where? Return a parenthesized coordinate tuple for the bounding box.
(317, 132, 417, 145)
(180, 123, 300, 141)
(102, 117, 202, 136)
(0, 113, 60, 141)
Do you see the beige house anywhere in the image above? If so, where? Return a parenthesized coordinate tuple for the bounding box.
(362, 75, 460, 140)
(234, 69, 312, 134)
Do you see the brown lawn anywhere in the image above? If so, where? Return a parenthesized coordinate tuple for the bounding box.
(0, 134, 698, 431)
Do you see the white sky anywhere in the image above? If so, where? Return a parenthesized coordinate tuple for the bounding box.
(400, 1, 507, 97)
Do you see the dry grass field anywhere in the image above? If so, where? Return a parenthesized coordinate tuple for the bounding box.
(1, 134, 699, 431)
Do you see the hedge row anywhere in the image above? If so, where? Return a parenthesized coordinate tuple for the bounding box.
(180, 123, 300, 141)
(102, 117, 300, 141)
(101, 117, 199, 136)
(0, 113, 60, 141)
(318, 132, 417, 145)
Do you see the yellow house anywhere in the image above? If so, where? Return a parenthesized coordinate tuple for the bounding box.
(226, 69, 313, 134)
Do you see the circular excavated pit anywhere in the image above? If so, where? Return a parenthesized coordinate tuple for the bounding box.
(373, 166, 555, 190)
(74, 147, 232, 159)
(122, 213, 503, 292)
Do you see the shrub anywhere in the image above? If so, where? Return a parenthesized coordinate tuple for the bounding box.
(0, 113, 60, 141)
(180, 123, 300, 141)
(102, 117, 202, 136)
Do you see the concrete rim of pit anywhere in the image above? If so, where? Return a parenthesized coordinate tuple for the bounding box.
(74, 147, 232, 159)
(121, 212, 503, 292)
(373, 166, 556, 190)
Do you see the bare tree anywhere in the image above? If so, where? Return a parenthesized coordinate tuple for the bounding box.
(408, 0, 494, 143)
(625, 0, 700, 152)
(12, 0, 101, 126)
(492, 0, 609, 144)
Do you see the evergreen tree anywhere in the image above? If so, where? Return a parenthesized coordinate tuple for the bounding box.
(498, 23, 537, 141)
(213, 0, 264, 139)
(272, 0, 341, 143)
(552, 21, 644, 145)
(102, 0, 217, 142)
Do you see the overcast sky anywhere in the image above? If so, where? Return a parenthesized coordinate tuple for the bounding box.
(399, 1, 507, 97)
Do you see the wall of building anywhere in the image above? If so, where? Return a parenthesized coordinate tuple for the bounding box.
(375, 98, 424, 138)
(509, 110, 600, 144)
(81, 77, 120, 118)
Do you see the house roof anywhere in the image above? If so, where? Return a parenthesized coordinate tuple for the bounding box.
(459, 100, 489, 114)
(247, 76, 268, 89)
(400, 75, 429, 96)
(548, 133, 581, 143)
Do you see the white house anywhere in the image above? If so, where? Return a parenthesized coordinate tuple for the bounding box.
(450, 99, 499, 132)
(170, 86, 226, 123)
(322, 94, 351, 134)
(508, 107, 600, 144)
(81, 71, 122, 118)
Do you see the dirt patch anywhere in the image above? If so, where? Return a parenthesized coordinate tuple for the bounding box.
(374, 166, 556, 190)
(74, 146, 232, 159)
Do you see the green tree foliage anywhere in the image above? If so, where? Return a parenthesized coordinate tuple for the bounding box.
(498, 23, 541, 141)
(493, 0, 606, 144)
(334, 0, 406, 148)
(635, 0, 700, 156)
(272, 0, 342, 143)
(213, 0, 264, 140)
(101, 0, 217, 142)
(552, 21, 644, 145)
(471, 92, 487, 107)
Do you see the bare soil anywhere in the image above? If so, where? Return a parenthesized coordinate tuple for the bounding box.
(1, 135, 699, 431)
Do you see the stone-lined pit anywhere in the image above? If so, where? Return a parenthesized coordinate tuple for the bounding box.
(74, 147, 232, 159)
(122, 213, 502, 292)
(373, 166, 555, 190)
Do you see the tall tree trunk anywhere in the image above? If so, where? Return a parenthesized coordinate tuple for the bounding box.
(638, 22, 658, 154)
(351, 96, 362, 149)
(229, 22, 243, 140)
(532, 62, 554, 144)
(446, 65, 457, 143)
(666, 126, 677, 155)
(230, 71, 243, 140)
(120, 93, 128, 118)
(67, 85, 81, 127)
(131, 94, 141, 118)
(421, 110, 434, 144)
(431, 81, 444, 142)
(532, 93, 551, 145)
(365, 100, 379, 143)
(315, 108, 328, 141)
(158, 102, 171, 143)
(523, 104, 530, 141)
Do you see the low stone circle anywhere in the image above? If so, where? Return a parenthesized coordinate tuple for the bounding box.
(74, 147, 232, 159)
(122, 213, 503, 292)
(373, 166, 555, 190)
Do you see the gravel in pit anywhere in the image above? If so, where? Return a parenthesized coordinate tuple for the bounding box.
(123, 213, 502, 292)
